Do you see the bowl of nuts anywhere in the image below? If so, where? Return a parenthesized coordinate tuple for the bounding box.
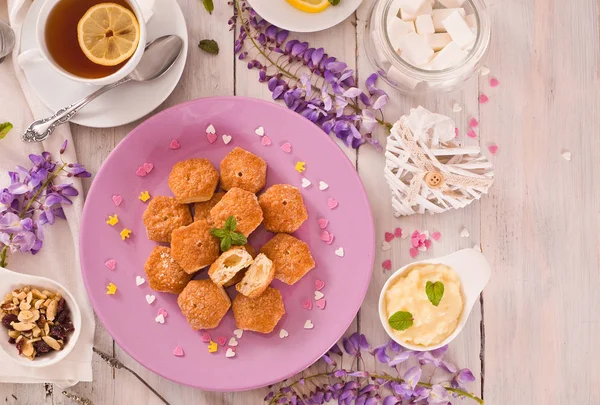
(0, 267, 81, 367)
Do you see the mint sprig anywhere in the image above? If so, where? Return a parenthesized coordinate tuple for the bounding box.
(210, 216, 247, 251)
(0, 122, 13, 140)
(388, 311, 414, 331)
(426, 281, 444, 307)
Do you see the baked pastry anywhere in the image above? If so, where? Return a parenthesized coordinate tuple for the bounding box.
(258, 184, 308, 233)
(232, 287, 285, 334)
(178, 280, 231, 330)
(142, 196, 192, 243)
(235, 253, 274, 298)
(209, 187, 264, 237)
(222, 245, 257, 287)
(144, 246, 192, 294)
(260, 233, 315, 285)
(208, 248, 253, 287)
(194, 191, 225, 223)
(168, 158, 219, 203)
(171, 219, 220, 273)
(220, 147, 267, 194)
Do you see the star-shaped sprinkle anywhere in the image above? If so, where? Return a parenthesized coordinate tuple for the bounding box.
(139, 191, 151, 202)
(120, 229, 132, 240)
(106, 283, 117, 295)
(295, 161, 306, 173)
(208, 341, 218, 353)
(106, 214, 119, 226)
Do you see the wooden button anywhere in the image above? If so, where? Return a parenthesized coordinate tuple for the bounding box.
(425, 171, 444, 189)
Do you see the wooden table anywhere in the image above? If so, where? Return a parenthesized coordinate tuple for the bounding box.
(3, 0, 599, 403)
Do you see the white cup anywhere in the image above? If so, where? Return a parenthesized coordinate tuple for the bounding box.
(34, 0, 147, 86)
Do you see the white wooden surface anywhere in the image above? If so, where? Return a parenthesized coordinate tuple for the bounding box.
(2, 0, 600, 403)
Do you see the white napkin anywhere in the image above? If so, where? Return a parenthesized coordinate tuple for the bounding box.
(0, 0, 152, 386)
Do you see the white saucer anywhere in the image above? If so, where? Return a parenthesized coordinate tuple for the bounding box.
(19, 0, 188, 128)
(247, 0, 362, 33)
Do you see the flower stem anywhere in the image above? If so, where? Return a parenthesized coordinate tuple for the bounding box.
(0, 245, 8, 268)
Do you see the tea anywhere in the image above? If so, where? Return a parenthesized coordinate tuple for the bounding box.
(45, 0, 135, 79)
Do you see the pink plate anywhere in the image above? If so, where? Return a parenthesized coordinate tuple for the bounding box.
(80, 97, 375, 391)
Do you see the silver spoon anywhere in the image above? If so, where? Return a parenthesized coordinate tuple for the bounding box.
(22, 35, 184, 143)
(0, 21, 16, 64)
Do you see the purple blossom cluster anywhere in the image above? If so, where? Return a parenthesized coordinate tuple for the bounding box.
(230, 1, 392, 149)
(0, 141, 90, 267)
(266, 333, 481, 405)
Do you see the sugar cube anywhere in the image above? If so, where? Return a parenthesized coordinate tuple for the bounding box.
(399, 32, 434, 66)
(400, 9, 417, 21)
(415, 14, 435, 35)
(418, 1, 433, 15)
(387, 65, 420, 89)
(387, 18, 416, 50)
(425, 33, 452, 51)
(395, 0, 427, 15)
(438, 0, 466, 7)
(442, 10, 476, 48)
(427, 41, 467, 70)
(432, 8, 466, 32)
(465, 14, 478, 31)
(387, 0, 403, 25)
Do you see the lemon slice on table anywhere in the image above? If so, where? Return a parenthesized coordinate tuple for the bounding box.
(285, 0, 331, 13)
(77, 3, 141, 66)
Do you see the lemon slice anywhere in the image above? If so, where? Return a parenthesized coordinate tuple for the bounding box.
(77, 3, 141, 66)
(286, 0, 331, 13)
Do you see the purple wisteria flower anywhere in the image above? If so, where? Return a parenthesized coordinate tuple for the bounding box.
(0, 141, 89, 267)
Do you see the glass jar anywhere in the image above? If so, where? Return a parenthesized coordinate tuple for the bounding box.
(364, 0, 491, 94)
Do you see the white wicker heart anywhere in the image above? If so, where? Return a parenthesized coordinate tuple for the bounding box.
(385, 107, 494, 216)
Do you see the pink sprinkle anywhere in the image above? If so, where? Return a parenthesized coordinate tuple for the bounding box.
(326, 233, 334, 245)
(469, 118, 479, 128)
(280, 143, 292, 153)
(143, 163, 154, 173)
(317, 218, 329, 229)
(172, 345, 184, 357)
(424, 239, 432, 249)
(217, 336, 227, 346)
(454, 127, 459, 138)
(488, 144, 499, 155)
(327, 198, 339, 210)
(157, 308, 168, 317)
(315, 299, 326, 310)
(302, 299, 313, 310)
(431, 231, 442, 241)
(384, 232, 395, 242)
(467, 130, 477, 138)
(411, 230, 420, 239)
(104, 259, 116, 270)
(315, 280, 325, 290)
(112, 195, 123, 206)
(206, 132, 218, 144)
(409, 247, 419, 258)
(169, 139, 181, 150)
(490, 77, 500, 87)
(200, 332, 211, 343)
(135, 167, 148, 177)
(382, 260, 392, 271)
(479, 94, 489, 104)
(261, 135, 272, 146)
(320, 230, 331, 242)
(394, 227, 402, 237)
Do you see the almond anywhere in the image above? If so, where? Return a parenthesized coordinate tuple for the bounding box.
(46, 300, 57, 321)
(42, 335, 61, 351)
(12, 322, 35, 332)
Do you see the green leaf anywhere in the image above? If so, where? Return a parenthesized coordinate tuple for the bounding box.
(388, 311, 414, 331)
(224, 216, 237, 232)
(230, 232, 247, 246)
(202, 0, 214, 14)
(198, 39, 219, 55)
(328, 0, 341, 5)
(210, 228, 227, 239)
(0, 122, 13, 140)
(220, 235, 232, 252)
(426, 281, 445, 307)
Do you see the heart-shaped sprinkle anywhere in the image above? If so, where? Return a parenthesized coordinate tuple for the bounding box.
(479, 94, 489, 104)
(473, 244, 482, 252)
(452, 102, 462, 112)
(480, 66, 490, 76)
(418, 246, 428, 252)
(145, 294, 155, 304)
(467, 130, 477, 138)
(135, 276, 145, 286)
(169, 139, 181, 150)
(334, 247, 344, 257)
(326, 233, 334, 245)
(381, 241, 391, 251)
(382, 260, 392, 271)
(319, 181, 329, 191)
(454, 127, 459, 138)
(104, 259, 116, 270)
(135, 167, 148, 177)
(317, 218, 328, 229)
(233, 329, 243, 339)
(280, 143, 292, 153)
(200, 332, 211, 342)
(172, 346, 184, 357)
(488, 144, 499, 155)
(304, 320, 314, 329)
(222, 135, 232, 145)
(562, 151, 572, 161)
(320, 230, 331, 242)
(143, 163, 154, 174)
(460, 228, 470, 238)
(206, 132, 217, 144)
(327, 198, 338, 210)
(225, 348, 236, 358)
(261, 135, 272, 146)
(302, 299, 312, 310)
(301, 178, 311, 188)
(424, 239, 432, 249)
(394, 227, 402, 237)
(206, 124, 216, 134)
(228, 337, 238, 347)
(155, 314, 165, 324)
(314, 290, 324, 300)
(431, 231, 442, 241)
(158, 308, 168, 318)
(255, 126, 265, 136)
(490, 77, 500, 87)
(217, 336, 227, 346)
(384, 232, 394, 242)
(315, 299, 326, 310)
(409, 247, 419, 258)
(112, 195, 123, 206)
(315, 279, 325, 291)
(279, 329, 289, 338)
(469, 118, 479, 128)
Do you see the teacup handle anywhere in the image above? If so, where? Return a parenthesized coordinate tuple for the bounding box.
(17, 48, 45, 66)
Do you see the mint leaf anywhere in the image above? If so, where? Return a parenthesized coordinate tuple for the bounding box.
(224, 216, 237, 232)
(210, 228, 227, 239)
(0, 122, 13, 140)
(388, 311, 414, 331)
(426, 281, 444, 307)
(328, 0, 341, 5)
(198, 39, 219, 55)
(202, 0, 214, 14)
(230, 232, 247, 246)
(220, 234, 232, 252)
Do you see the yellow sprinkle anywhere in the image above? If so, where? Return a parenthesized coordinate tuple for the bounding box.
(106, 214, 119, 226)
(106, 283, 117, 295)
(139, 191, 151, 202)
(120, 229, 132, 240)
(208, 341, 218, 353)
(295, 161, 306, 173)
